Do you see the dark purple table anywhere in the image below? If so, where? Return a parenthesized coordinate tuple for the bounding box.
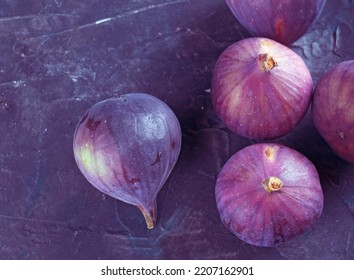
(0, 0, 353, 260)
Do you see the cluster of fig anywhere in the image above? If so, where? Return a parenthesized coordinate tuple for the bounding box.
(72, 0, 354, 248)
(213, 0, 354, 247)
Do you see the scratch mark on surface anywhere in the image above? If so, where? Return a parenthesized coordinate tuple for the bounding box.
(332, 25, 341, 57)
(0, 13, 78, 23)
(0, 80, 26, 88)
(78, 0, 189, 29)
(47, 96, 83, 105)
(34, 37, 51, 55)
(24, 0, 189, 42)
(26, 28, 75, 41)
(94, 17, 113, 25)
(0, 213, 67, 225)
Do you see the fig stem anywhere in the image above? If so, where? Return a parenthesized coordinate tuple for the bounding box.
(138, 204, 157, 230)
(257, 53, 277, 72)
(262, 176, 283, 193)
(142, 210, 155, 229)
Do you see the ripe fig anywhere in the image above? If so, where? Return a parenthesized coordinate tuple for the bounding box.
(73, 93, 182, 229)
(312, 60, 354, 163)
(215, 143, 324, 247)
(226, 0, 326, 45)
(211, 37, 313, 140)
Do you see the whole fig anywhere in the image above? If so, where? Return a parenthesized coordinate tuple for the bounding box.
(73, 93, 182, 229)
(215, 143, 324, 247)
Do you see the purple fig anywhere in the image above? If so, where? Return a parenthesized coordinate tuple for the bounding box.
(215, 143, 324, 247)
(211, 37, 313, 140)
(73, 93, 182, 229)
(226, 0, 326, 46)
(312, 60, 354, 163)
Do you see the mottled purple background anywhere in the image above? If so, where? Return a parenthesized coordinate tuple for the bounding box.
(0, 0, 353, 260)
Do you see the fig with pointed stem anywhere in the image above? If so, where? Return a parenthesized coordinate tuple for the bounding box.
(73, 93, 182, 229)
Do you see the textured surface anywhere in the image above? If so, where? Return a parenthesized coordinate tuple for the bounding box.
(0, 0, 353, 259)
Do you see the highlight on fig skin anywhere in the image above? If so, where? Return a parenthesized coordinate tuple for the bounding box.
(73, 93, 182, 229)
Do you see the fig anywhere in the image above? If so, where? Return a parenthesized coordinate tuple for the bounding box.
(211, 37, 313, 140)
(215, 143, 324, 247)
(226, 0, 326, 45)
(312, 60, 354, 163)
(73, 93, 182, 229)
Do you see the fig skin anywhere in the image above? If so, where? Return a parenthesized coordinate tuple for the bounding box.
(226, 0, 326, 46)
(73, 93, 182, 229)
(215, 143, 324, 247)
(211, 37, 313, 140)
(312, 60, 354, 163)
